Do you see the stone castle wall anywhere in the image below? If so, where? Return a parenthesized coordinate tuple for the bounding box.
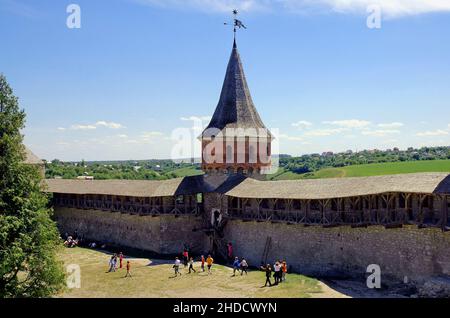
(223, 220, 450, 284)
(54, 207, 208, 255)
(54, 199, 450, 290)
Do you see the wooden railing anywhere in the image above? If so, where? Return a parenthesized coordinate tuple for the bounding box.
(227, 194, 450, 230)
(53, 195, 202, 216)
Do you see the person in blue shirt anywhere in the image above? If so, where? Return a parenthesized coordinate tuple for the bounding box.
(232, 257, 241, 276)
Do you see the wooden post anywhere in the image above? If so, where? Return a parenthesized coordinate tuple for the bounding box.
(418, 194, 426, 227)
(442, 195, 448, 231)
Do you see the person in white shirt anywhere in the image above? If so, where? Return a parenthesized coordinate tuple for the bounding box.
(273, 262, 281, 285)
(188, 257, 196, 274)
(240, 258, 248, 276)
(173, 257, 182, 276)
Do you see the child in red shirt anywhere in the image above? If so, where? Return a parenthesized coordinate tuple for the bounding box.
(125, 261, 132, 278)
(119, 252, 124, 269)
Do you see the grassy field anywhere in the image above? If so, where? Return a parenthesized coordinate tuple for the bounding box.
(267, 168, 304, 180)
(270, 160, 450, 180)
(171, 166, 204, 178)
(58, 247, 347, 298)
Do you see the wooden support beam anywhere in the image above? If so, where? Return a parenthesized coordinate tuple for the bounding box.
(442, 195, 448, 231)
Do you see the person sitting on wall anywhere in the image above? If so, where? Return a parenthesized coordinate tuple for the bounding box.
(63, 236, 78, 248)
(63, 236, 71, 247)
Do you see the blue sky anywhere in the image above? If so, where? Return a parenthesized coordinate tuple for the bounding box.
(1, 0, 450, 161)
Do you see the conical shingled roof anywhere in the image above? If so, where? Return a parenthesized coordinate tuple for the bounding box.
(203, 40, 269, 137)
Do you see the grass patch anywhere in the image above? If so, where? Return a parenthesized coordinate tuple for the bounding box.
(58, 247, 336, 298)
(170, 166, 204, 178)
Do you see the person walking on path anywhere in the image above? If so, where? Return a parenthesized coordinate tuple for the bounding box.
(124, 261, 132, 278)
(240, 258, 248, 276)
(273, 261, 281, 285)
(183, 249, 189, 268)
(281, 260, 287, 282)
(113, 254, 118, 271)
(173, 257, 182, 276)
(188, 257, 196, 274)
(206, 255, 214, 274)
(232, 257, 240, 276)
(200, 255, 205, 272)
(261, 264, 272, 287)
(119, 252, 124, 269)
(108, 255, 116, 272)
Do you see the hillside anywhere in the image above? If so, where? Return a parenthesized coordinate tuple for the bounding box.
(270, 159, 450, 180)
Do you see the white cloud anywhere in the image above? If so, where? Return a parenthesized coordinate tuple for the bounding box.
(70, 124, 97, 130)
(95, 121, 125, 129)
(280, 0, 450, 18)
(180, 116, 212, 122)
(377, 122, 404, 128)
(362, 129, 401, 137)
(133, 0, 268, 13)
(142, 131, 164, 136)
(416, 129, 449, 137)
(61, 121, 126, 131)
(125, 139, 140, 144)
(323, 119, 371, 129)
(381, 139, 399, 144)
(278, 133, 304, 141)
(304, 128, 348, 136)
(291, 120, 313, 129)
(133, 0, 450, 18)
(141, 131, 165, 141)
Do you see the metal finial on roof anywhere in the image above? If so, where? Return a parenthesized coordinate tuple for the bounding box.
(224, 9, 247, 45)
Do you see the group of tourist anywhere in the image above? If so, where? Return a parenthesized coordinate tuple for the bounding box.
(174, 244, 289, 287)
(101, 243, 288, 286)
(260, 260, 288, 287)
(63, 235, 79, 248)
(232, 257, 249, 276)
(107, 252, 132, 277)
(173, 252, 215, 277)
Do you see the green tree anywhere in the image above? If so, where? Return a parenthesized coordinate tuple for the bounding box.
(0, 74, 65, 297)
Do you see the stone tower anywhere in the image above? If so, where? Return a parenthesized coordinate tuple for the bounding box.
(201, 40, 272, 176)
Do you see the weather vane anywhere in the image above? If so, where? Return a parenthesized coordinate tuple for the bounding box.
(224, 9, 247, 42)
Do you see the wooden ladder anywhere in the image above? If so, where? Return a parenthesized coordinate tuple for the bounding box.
(261, 236, 272, 265)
